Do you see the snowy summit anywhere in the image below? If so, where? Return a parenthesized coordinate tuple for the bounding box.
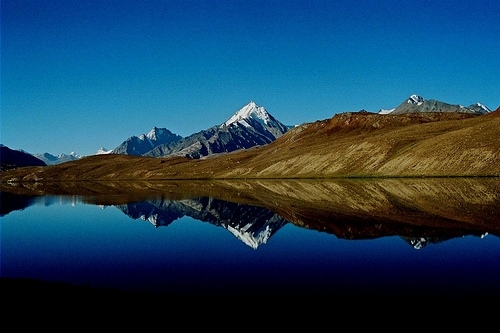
(224, 101, 272, 128)
(407, 94, 426, 105)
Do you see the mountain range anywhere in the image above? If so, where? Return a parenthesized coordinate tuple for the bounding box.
(1, 94, 497, 175)
(33, 151, 83, 166)
(110, 101, 290, 158)
(378, 94, 491, 115)
(110, 126, 183, 156)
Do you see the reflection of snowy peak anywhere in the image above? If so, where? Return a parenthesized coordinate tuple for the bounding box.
(115, 196, 289, 249)
(189, 197, 288, 249)
(116, 199, 185, 227)
(225, 213, 286, 249)
(401, 234, 488, 250)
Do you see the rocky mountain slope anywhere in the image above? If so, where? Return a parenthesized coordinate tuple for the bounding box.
(379, 94, 491, 115)
(111, 126, 183, 156)
(33, 151, 82, 165)
(111, 101, 290, 159)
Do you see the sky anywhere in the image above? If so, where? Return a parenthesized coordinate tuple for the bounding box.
(1, 0, 499, 156)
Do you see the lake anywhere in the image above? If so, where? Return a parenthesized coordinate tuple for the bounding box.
(1, 178, 500, 305)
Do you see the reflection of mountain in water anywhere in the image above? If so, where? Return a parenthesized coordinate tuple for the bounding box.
(115, 197, 288, 249)
(401, 234, 488, 250)
(114, 197, 493, 250)
(2, 178, 499, 250)
(0, 192, 80, 216)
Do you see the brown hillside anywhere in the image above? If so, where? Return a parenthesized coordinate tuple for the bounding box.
(1, 111, 499, 182)
(216, 111, 500, 178)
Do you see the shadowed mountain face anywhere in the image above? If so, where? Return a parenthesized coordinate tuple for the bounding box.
(111, 127, 183, 156)
(0, 145, 46, 171)
(2, 178, 499, 249)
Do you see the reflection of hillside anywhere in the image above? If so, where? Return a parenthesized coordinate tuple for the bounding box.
(209, 178, 500, 232)
(115, 197, 288, 249)
(2, 178, 499, 248)
(0, 192, 79, 216)
(1, 192, 37, 216)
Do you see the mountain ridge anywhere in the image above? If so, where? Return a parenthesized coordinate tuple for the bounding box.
(33, 151, 83, 165)
(109, 95, 492, 160)
(122, 101, 290, 159)
(111, 126, 183, 156)
(379, 94, 491, 115)
(1, 105, 499, 181)
(1, 96, 498, 179)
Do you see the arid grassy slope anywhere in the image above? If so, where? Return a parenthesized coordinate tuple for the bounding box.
(1, 109, 499, 182)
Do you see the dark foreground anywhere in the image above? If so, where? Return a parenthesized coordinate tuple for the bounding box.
(2, 277, 498, 328)
(2, 276, 498, 303)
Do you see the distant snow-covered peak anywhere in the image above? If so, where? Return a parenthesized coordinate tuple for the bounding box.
(408, 94, 425, 105)
(224, 101, 272, 128)
(57, 151, 81, 159)
(474, 102, 491, 113)
(96, 147, 112, 155)
(378, 108, 395, 114)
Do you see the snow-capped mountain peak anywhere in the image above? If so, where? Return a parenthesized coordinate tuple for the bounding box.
(408, 94, 426, 105)
(146, 126, 161, 140)
(33, 151, 83, 165)
(56, 151, 81, 159)
(378, 108, 395, 115)
(223, 101, 272, 128)
(474, 102, 491, 113)
(109, 101, 288, 159)
(96, 147, 112, 155)
(378, 95, 491, 115)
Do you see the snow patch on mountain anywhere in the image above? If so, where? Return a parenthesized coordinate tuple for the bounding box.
(469, 102, 491, 113)
(379, 94, 491, 115)
(96, 147, 112, 155)
(33, 151, 83, 165)
(408, 94, 425, 105)
(378, 108, 395, 114)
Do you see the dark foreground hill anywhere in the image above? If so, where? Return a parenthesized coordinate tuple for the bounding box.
(0, 145, 46, 171)
(1, 109, 499, 183)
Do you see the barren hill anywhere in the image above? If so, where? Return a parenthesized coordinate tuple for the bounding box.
(1, 109, 499, 183)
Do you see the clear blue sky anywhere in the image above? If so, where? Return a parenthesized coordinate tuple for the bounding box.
(2, 0, 499, 156)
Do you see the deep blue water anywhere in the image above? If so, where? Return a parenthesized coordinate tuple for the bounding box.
(2, 195, 500, 299)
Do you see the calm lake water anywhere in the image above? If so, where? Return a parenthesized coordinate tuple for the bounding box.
(1, 178, 500, 301)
